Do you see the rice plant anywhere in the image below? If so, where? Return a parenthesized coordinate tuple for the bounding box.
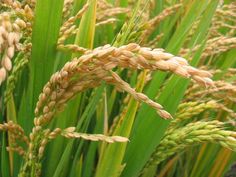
(0, 0, 236, 177)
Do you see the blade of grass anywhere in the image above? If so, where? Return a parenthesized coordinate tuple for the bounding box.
(190, 144, 220, 177)
(18, 0, 64, 133)
(95, 71, 147, 177)
(71, 97, 106, 177)
(68, 90, 106, 177)
(94, 1, 147, 175)
(44, 0, 97, 176)
(52, 86, 104, 177)
(1, 133, 11, 177)
(208, 148, 232, 177)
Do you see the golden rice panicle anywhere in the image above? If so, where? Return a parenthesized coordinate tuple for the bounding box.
(104, 71, 172, 119)
(61, 127, 129, 143)
(0, 121, 29, 156)
(96, 18, 117, 27)
(209, 2, 236, 37)
(180, 36, 236, 59)
(0, 12, 26, 85)
(6, 146, 25, 156)
(58, 3, 89, 45)
(97, 7, 130, 21)
(60, 3, 89, 36)
(141, 4, 182, 41)
(33, 43, 213, 126)
(57, 44, 88, 53)
(186, 80, 236, 102)
(62, 0, 74, 19)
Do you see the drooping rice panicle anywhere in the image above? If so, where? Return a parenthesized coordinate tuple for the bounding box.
(33, 43, 213, 126)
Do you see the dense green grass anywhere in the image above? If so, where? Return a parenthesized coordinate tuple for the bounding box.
(1, 0, 236, 177)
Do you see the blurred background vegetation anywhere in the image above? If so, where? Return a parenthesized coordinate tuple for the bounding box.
(1, 0, 236, 177)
